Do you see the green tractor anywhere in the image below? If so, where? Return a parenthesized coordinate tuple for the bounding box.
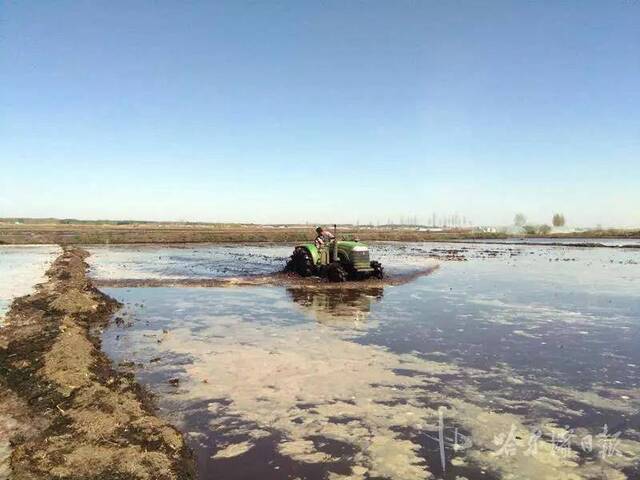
(285, 227, 384, 282)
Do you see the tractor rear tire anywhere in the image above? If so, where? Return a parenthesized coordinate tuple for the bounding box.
(327, 263, 348, 282)
(285, 248, 314, 277)
(371, 261, 384, 279)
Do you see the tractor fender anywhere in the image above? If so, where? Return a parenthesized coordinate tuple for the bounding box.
(295, 243, 320, 265)
(337, 248, 350, 261)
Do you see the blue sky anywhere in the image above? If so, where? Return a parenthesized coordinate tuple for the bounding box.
(1, 1, 638, 226)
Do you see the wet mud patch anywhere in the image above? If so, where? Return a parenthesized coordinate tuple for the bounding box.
(86, 244, 292, 281)
(93, 265, 440, 290)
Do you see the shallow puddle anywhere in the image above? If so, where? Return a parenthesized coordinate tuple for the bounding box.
(98, 243, 640, 479)
(0, 245, 60, 321)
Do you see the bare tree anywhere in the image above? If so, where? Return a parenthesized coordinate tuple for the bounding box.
(552, 213, 566, 227)
(538, 224, 552, 235)
(514, 213, 527, 227)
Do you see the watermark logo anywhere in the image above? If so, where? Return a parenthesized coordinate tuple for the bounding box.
(434, 410, 624, 472)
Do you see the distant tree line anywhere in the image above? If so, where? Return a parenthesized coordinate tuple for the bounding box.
(513, 212, 567, 235)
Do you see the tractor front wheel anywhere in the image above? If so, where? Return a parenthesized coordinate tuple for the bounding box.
(370, 261, 384, 279)
(327, 263, 348, 282)
(285, 248, 314, 277)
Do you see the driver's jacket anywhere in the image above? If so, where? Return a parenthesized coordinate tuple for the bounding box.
(314, 231, 335, 249)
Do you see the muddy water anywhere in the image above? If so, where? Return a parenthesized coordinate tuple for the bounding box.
(87, 244, 292, 280)
(86, 243, 439, 281)
(0, 245, 60, 321)
(97, 243, 640, 480)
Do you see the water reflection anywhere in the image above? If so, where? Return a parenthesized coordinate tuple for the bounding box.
(286, 287, 384, 325)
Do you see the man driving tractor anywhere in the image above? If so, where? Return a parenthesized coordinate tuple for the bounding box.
(285, 224, 384, 281)
(315, 226, 336, 263)
(314, 226, 335, 248)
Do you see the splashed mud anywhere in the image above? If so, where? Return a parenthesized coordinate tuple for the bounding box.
(92, 267, 439, 290)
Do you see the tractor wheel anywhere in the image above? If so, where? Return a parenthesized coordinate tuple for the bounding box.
(285, 248, 314, 277)
(370, 261, 384, 279)
(327, 263, 348, 282)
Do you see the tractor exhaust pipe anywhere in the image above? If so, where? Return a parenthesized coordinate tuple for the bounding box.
(332, 224, 338, 262)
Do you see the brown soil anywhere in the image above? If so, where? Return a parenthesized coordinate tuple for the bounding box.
(2, 221, 639, 246)
(0, 223, 509, 245)
(0, 248, 194, 480)
(93, 266, 439, 290)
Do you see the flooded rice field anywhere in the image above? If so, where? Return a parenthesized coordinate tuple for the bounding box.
(93, 242, 640, 480)
(0, 245, 60, 321)
(460, 237, 640, 248)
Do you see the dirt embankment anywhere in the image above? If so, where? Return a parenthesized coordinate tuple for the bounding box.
(0, 248, 194, 480)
